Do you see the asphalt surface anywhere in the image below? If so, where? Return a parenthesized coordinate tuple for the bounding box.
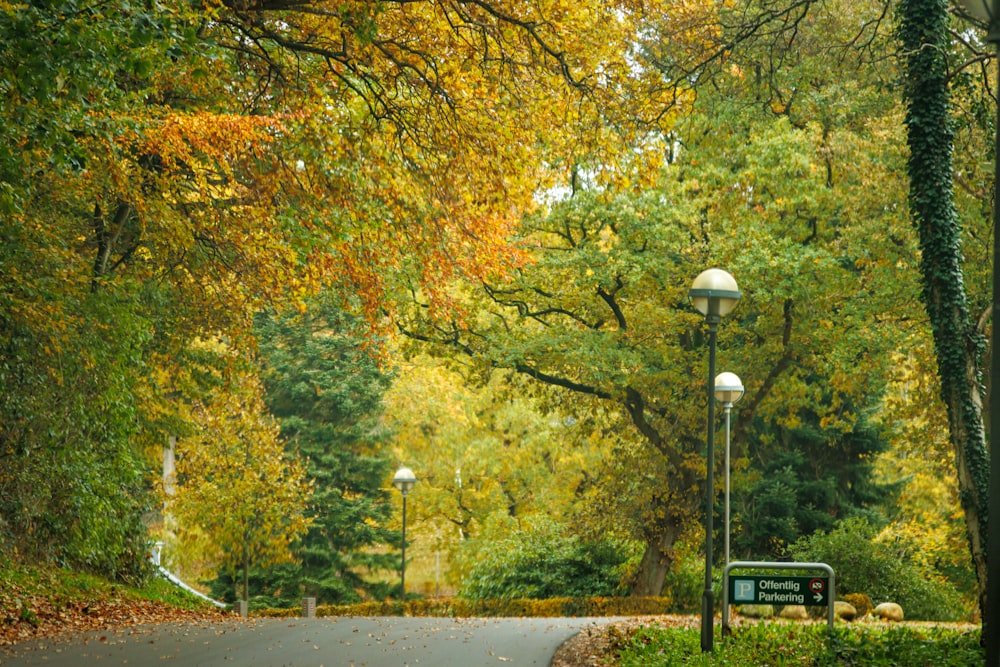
(0, 616, 615, 666)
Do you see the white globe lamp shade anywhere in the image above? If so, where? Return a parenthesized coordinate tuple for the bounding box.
(714, 372, 745, 405)
(689, 269, 741, 317)
(393, 467, 417, 494)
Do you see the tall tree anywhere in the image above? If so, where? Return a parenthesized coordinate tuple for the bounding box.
(397, 0, 918, 595)
(398, 117, 913, 593)
(898, 0, 990, 624)
(253, 299, 398, 604)
(0, 0, 198, 581)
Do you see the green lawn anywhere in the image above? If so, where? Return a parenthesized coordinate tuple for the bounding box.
(613, 622, 982, 666)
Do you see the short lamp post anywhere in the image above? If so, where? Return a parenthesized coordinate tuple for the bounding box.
(715, 371, 744, 636)
(957, 3, 1000, 666)
(689, 268, 741, 653)
(714, 371, 744, 567)
(392, 466, 417, 600)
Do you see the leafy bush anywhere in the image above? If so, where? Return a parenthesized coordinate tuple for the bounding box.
(0, 292, 154, 585)
(789, 517, 967, 621)
(660, 549, 718, 614)
(457, 519, 633, 600)
(614, 623, 982, 666)
(841, 592, 872, 618)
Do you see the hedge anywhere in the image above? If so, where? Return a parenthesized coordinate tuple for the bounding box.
(253, 596, 672, 618)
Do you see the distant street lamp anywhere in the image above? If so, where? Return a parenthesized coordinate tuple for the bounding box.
(714, 371, 744, 567)
(956, 3, 1000, 665)
(392, 466, 417, 599)
(689, 268, 741, 653)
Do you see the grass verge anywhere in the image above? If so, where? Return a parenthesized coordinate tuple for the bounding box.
(0, 558, 229, 646)
(0, 559, 219, 611)
(612, 622, 983, 666)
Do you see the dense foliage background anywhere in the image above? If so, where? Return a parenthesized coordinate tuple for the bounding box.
(0, 0, 992, 628)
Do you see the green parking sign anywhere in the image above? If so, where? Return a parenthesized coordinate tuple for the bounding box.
(729, 575, 829, 606)
(723, 561, 836, 631)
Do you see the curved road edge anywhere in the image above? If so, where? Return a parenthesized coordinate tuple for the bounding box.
(0, 615, 622, 666)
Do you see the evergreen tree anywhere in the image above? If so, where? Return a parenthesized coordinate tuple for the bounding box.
(245, 298, 398, 605)
(733, 394, 896, 561)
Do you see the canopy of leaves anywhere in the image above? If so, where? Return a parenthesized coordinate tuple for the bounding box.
(385, 357, 617, 537)
(0, 0, 689, 578)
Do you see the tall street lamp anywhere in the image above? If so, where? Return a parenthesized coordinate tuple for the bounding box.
(714, 371, 745, 567)
(689, 268, 741, 653)
(957, 3, 1000, 665)
(392, 466, 417, 600)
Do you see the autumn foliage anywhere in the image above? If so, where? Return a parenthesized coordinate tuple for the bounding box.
(0, 0, 697, 583)
(0, 0, 984, 637)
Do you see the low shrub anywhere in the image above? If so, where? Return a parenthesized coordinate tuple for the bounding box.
(789, 517, 967, 621)
(457, 518, 633, 601)
(614, 622, 982, 666)
(841, 592, 871, 618)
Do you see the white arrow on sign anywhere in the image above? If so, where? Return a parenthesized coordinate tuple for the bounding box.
(814, 593, 823, 603)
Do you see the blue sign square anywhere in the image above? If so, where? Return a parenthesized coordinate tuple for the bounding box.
(733, 579, 756, 602)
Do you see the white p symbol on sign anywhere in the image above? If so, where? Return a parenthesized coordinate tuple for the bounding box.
(734, 580, 755, 602)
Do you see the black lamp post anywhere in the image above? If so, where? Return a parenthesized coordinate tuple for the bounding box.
(957, 3, 1000, 665)
(392, 466, 417, 599)
(689, 268, 741, 653)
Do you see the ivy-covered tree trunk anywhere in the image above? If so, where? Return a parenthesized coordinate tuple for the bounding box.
(899, 0, 990, 628)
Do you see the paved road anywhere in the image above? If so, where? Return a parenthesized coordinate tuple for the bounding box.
(0, 616, 614, 666)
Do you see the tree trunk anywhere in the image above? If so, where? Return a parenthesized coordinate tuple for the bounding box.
(630, 515, 684, 597)
(899, 0, 990, 629)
